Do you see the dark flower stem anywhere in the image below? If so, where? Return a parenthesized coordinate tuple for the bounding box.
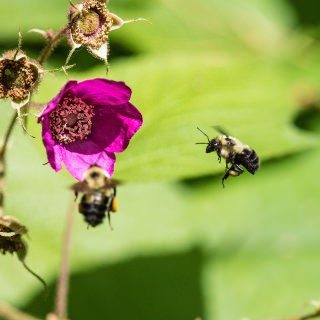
(0, 111, 17, 216)
(54, 197, 76, 318)
(38, 25, 69, 65)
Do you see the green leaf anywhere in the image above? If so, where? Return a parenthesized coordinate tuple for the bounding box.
(32, 51, 319, 182)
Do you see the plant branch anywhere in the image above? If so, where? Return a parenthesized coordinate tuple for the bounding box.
(283, 310, 320, 320)
(274, 307, 320, 320)
(54, 196, 76, 318)
(0, 111, 17, 216)
(0, 111, 17, 160)
(0, 304, 41, 320)
(38, 25, 68, 65)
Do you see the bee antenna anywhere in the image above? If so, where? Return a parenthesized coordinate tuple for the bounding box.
(197, 127, 210, 142)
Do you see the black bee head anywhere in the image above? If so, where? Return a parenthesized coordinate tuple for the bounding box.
(206, 139, 219, 153)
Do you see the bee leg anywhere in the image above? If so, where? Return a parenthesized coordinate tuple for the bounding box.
(231, 163, 244, 176)
(221, 170, 230, 188)
(74, 191, 78, 201)
(216, 149, 222, 163)
(113, 186, 117, 197)
(107, 211, 114, 231)
(221, 164, 244, 187)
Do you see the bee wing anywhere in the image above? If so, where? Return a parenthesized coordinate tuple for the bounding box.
(212, 126, 229, 136)
(105, 178, 122, 188)
(70, 182, 91, 193)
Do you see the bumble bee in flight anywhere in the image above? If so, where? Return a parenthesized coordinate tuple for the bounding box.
(196, 127, 260, 186)
(71, 165, 120, 228)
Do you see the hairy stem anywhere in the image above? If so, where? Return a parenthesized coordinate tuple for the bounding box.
(38, 25, 68, 65)
(0, 304, 40, 320)
(54, 197, 76, 318)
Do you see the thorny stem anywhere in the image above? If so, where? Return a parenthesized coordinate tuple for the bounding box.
(0, 304, 41, 320)
(24, 25, 68, 131)
(0, 111, 17, 216)
(38, 25, 68, 65)
(54, 197, 76, 319)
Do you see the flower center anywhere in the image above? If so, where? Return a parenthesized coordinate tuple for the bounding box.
(78, 11, 100, 35)
(49, 96, 95, 145)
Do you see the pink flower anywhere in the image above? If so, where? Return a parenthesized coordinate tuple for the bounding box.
(38, 78, 143, 181)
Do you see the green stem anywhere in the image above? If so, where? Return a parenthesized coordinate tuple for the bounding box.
(54, 197, 76, 318)
(0, 111, 17, 216)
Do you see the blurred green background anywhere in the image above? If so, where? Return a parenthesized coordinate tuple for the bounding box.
(1, 0, 320, 319)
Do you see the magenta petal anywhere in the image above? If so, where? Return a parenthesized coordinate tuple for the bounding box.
(39, 78, 143, 181)
(91, 102, 143, 152)
(71, 78, 131, 106)
(62, 148, 116, 181)
(41, 114, 63, 171)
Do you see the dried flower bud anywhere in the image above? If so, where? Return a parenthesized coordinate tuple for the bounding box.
(66, 0, 145, 63)
(0, 215, 27, 254)
(68, 0, 112, 50)
(0, 50, 43, 109)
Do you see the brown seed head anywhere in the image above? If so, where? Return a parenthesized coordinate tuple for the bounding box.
(0, 50, 42, 103)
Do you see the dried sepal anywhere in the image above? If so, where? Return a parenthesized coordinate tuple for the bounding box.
(109, 13, 148, 31)
(87, 42, 109, 61)
(28, 28, 50, 39)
